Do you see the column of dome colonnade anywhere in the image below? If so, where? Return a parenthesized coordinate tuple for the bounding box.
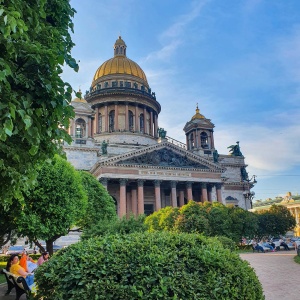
(90, 102, 159, 136)
(99, 178, 223, 218)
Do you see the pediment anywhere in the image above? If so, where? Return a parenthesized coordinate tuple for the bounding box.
(93, 142, 223, 172)
(118, 148, 210, 169)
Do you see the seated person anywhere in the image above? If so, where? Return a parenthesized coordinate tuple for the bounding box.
(279, 238, 290, 251)
(261, 239, 274, 252)
(6, 254, 35, 290)
(37, 251, 49, 266)
(251, 239, 265, 253)
(19, 251, 38, 273)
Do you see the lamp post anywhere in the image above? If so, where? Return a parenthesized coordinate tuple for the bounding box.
(243, 190, 255, 209)
(243, 175, 257, 209)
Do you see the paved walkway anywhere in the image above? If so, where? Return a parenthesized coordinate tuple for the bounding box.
(1, 251, 299, 299)
(240, 251, 300, 300)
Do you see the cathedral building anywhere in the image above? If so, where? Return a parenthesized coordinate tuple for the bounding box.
(64, 36, 255, 217)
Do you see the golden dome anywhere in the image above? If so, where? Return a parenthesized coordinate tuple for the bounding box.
(191, 104, 205, 120)
(92, 36, 148, 85)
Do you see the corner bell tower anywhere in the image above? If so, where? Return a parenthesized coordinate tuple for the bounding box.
(183, 105, 215, 155)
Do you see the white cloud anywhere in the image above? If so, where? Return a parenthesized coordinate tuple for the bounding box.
(214, 122, 300, 175)
(145, 0, 209, 62)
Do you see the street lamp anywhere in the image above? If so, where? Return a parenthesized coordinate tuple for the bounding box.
(243, 191, 255, 209)
(243, 175, 257, 209)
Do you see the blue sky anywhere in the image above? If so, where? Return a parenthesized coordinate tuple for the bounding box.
(63, 0, 300, 201)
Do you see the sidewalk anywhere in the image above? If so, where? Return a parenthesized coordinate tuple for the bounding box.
(240, 251, 300, 300)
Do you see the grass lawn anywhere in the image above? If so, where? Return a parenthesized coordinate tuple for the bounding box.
(294, 255, 300, 264)
(0, 261, 6, 284)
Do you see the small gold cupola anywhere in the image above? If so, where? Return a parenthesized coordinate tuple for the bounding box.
(191, 103, 205, 120)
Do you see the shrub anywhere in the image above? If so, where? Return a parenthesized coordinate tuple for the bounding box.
(34, 232, 264, 300)
(82, 214, 147, 240)
(214, 236, 237, 251)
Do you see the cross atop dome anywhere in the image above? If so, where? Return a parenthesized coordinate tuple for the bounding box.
(191, 103, 205, 120)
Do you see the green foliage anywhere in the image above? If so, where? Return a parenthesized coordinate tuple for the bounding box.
(17, 155, 87, 254)
(78, 171, 117, 229)
(0, 199, 20, 247)
(214, 236, 237, 252)
(255, 204, 296, 238)
(0, 0, 78, 204)
(82, 214, 147, 240)
(145, 201, 258, 243)
(226, 205, 258, 242)
(174, 201, 209, 234)
(294, 255, 300, 264)
(145, 206, 179, 232)
(33, 232, 264, 300)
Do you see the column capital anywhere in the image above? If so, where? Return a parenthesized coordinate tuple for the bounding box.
(171, 181, 177, 188)
(100, 177, 108, 185)
(186, 182, 193, 189)
(119, 178, 128, 186)
(154, 180, 162, 187)
(201, 182, 207, 188)
(216, 183, 222, 189)
(138, 179, 145, 187)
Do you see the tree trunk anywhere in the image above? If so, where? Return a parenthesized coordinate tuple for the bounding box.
(46, 239, 54, 256)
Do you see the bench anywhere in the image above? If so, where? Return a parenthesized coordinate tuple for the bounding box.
(1, 268, 31, 300)
(251, 244, 271, 253)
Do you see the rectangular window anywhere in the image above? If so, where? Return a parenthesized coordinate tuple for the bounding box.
(125, 81, 131, 88)
(112, 81, 118, 87)
(120, 81, 123, 87)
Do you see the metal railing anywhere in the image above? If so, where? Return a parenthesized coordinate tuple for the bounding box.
(166, 136, 187, 149)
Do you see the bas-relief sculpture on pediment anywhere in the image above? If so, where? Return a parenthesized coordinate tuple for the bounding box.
(117, 148, 210, 169)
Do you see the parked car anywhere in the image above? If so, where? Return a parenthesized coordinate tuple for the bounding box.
(5, 245, 25, 255)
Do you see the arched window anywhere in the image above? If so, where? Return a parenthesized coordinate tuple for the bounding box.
(139, 113, 144, 133)
(75, 118, 86, 138)
(109, 110, 115, 132)
(98, 113, 102, 133)
(190, 133, 194, 149)
(200, 132, 209, 149)
(129, 110, 134, 131)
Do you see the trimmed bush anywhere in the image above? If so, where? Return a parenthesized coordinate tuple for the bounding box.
(34, 232, 264, 300)
(214, 236, 237, 251)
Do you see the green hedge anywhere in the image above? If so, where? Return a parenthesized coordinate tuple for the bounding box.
(34, 232, 264, 300)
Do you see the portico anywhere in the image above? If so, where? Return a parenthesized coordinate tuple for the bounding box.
(92, 141, 224, 217)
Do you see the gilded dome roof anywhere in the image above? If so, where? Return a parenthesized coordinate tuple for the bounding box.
(92, 36, 148, 85)
(191, 104, 205, 120)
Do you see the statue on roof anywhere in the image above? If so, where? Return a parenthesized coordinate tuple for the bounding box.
(227, 141, 243, 156)
(157, 128, 167, 139)
(213, 149, 219, 163)
(101, 140, 108, 155)
(240, 166, 249, 181)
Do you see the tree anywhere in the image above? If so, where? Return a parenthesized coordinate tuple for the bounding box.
(174, 200, 209, 234)
(18, 155, 87, 254)
(256, 204, 296, 238)
(0, 0, 79, 204)
(226, 206, 258, 242)
(0, 199, 21, 247)
(78, 171, 117, 230)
